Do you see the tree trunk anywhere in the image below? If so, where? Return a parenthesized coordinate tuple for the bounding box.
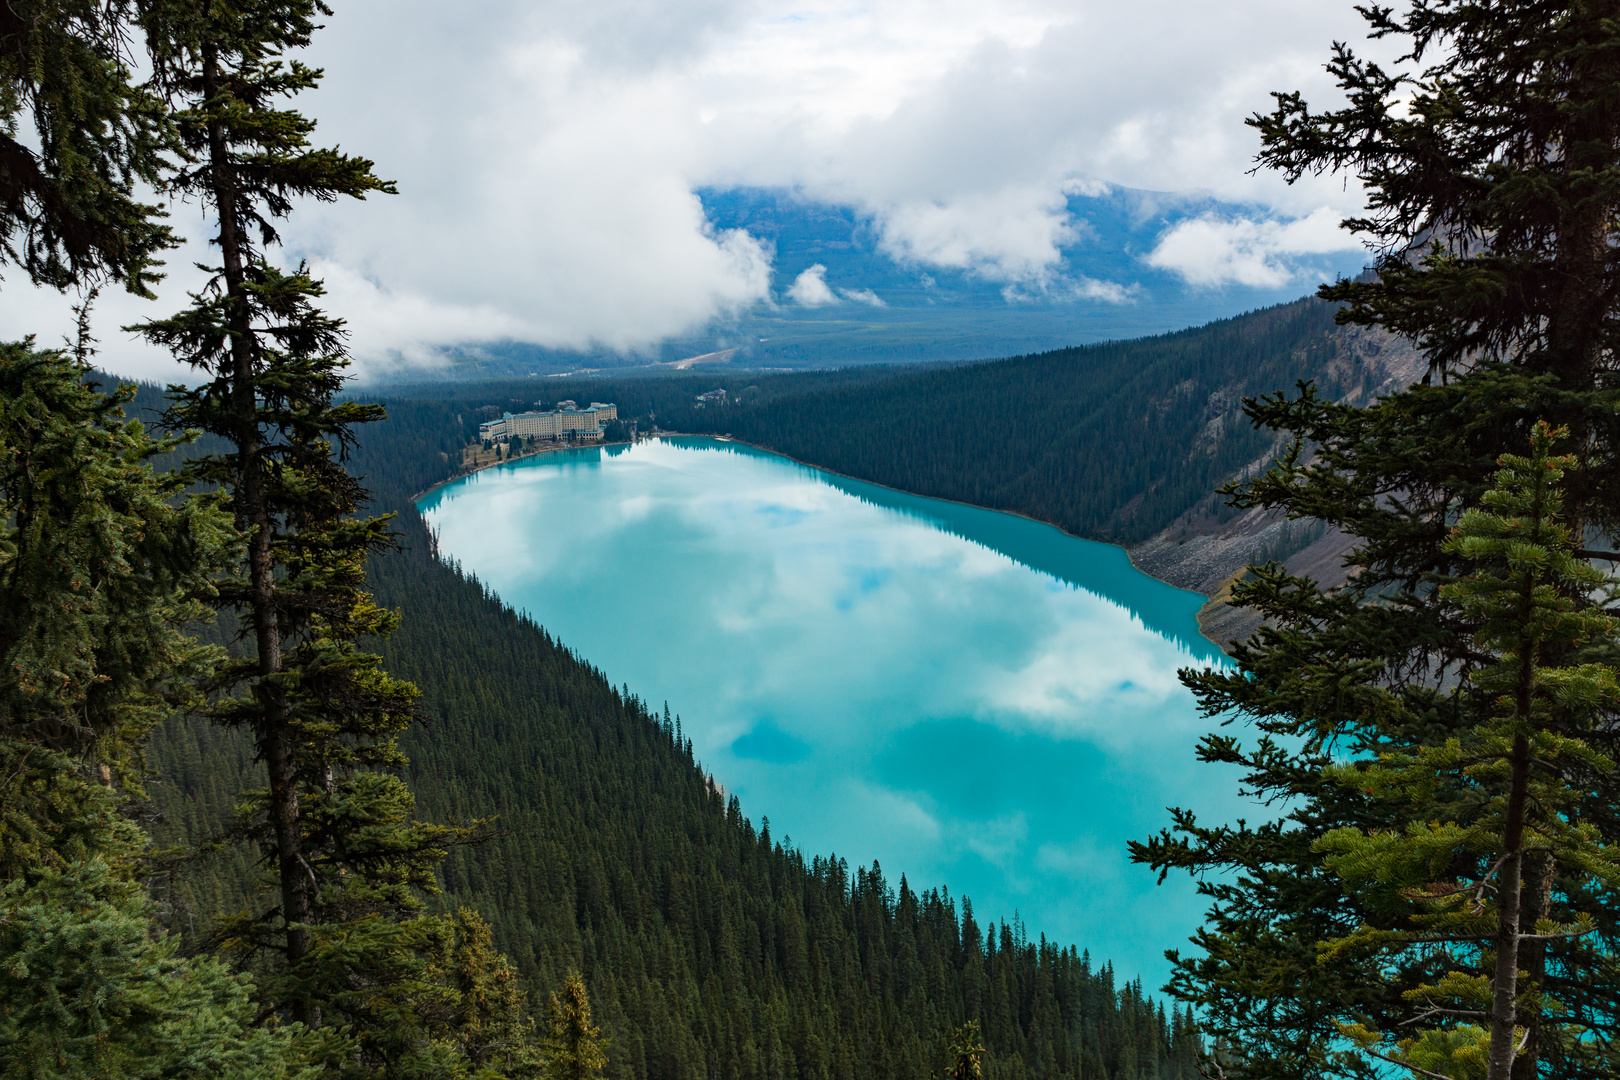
(1544, 28, 1620, 543)
(1487, 729, 1530, 1080)
(201, 41, 311, 1022)
(1510, 850, 1554, 1080)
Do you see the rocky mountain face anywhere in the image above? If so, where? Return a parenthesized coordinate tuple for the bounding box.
(1128, 324, 1428, 650)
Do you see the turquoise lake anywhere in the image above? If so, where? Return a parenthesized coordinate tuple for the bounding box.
(417, 437, 1246, 987)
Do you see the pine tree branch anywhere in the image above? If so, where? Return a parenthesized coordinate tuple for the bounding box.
(1471, 853, 1510, 913)
(1399, 1007, 1488, 1026)
(1518, 927, 1598, 943)
(1360, 1046, 1461, 1080)
(0, 747, 34, 794)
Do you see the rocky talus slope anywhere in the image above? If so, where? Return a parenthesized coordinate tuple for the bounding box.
(1128, 325, 1428, 652)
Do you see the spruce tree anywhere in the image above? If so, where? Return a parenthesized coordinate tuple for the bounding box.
(0, 342, 230, 875)
(0, 859, 331, 1079)
(1132, 3, 1620, 1079)
(130, 1, 531, 1072)
(444, 908, 541, 1075)
(946, 1021, 987, 1080)
(1318, 425, 1619, 1079)
(541, 972, 607, 1080)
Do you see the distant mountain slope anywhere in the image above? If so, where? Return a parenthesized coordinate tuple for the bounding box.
(664, 297, 1357, 545)
(1125, 323, 1426, 647)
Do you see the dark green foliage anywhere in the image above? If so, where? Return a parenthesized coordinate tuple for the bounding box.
(0, 859, 327, 1080)
(0, 0, 173, 292)
(0, 346, 222, 760)
(0, 345, 230, 878)
(0, 357, 315, 1079)
(1132, 3, 1620, 1079)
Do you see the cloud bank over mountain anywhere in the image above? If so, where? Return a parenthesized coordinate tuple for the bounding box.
(13, 0, 1388, 379)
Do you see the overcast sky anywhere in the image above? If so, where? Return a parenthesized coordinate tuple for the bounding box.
(9, 0, 1382, 379)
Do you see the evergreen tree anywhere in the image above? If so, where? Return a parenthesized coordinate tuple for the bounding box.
(541, 972, 607, 1080)
(1134, 3, 1620, 1079)
(130, 1, 531, 1072)
(0, 342, 230, 876)
(445, 909, 542, 1077)
(1319, 425, 1619, 1079)
(947, 1021, 987, 1080)
(0, 859, 330, 1079)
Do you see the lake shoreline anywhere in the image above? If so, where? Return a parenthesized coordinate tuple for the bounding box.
(414, 431, 1227, 652)
(417, 431, 1221, 988)
(410, 438, 635, 503)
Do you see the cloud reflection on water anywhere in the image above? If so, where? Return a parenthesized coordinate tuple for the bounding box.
(419, 436, 1245, 986)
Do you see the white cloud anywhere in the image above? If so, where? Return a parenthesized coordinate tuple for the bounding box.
(838, 287, 886, 307)
(2, 0, 1393, 378)
(787, 263, 839, 306)
(0, 227, 222, 383)
(311, 259, 530, 370)
(1071, 278, 1134, 303)
(1145, 207, 1363, 288)
(874, 186, 1078, 285)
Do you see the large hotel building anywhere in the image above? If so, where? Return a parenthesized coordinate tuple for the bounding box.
(478, 401, 618, 443)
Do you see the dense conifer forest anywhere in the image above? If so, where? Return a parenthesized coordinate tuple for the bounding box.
(115, 379, 1203, 1080)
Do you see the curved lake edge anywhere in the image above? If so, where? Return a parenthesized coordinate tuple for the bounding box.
(416, 436, 1241, 986)
(422, 432, 1228, 651)
(410, 439, 585, 503)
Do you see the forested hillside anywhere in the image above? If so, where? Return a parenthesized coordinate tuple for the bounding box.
(674, 298, 1351, 544)
(117, 379, 1202, 1080)
(374, 296, 1374, 546)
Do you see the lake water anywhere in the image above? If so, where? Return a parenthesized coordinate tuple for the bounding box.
(418, 437, 1245, 987)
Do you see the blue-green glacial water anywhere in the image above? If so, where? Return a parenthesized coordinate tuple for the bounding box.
(418, 437, 1244, 987)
